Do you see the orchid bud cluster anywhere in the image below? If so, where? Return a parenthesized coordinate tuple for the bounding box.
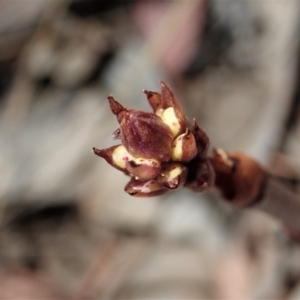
(93, 81, 214, 197)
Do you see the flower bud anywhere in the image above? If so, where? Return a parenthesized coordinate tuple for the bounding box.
(125, 157, 161, 180)
(185, 159, 215, 192)
(158, 162, 187, 189)
(160, 81, 186, 137)
(125, 178, 168, 197)
(161, 107, 182, 137)
(144, 81, 186, 137)
(93, 81, 213, 197)
(93, 145, 132, 173)
(171, 129, 197, 162)
(108, 95, 174, 161)
(192, 119, 210, 157)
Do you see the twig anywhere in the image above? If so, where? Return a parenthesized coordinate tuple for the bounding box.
(210, 149, 300, 240)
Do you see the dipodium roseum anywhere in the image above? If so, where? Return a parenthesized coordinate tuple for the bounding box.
(93, 81, 214, 197)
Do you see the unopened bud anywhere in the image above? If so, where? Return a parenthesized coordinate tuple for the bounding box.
(94, 81, 213, 197)
(144, 82, 186, 137)
(171, 129, 197, 162)
(125, 178, 168, 197)
(107, 96, 174, 161)
(158, 162, 187, 189)
(161, 107, 182, 137)
(93, 145, 132, 173)
(126, 157, 161, 180)
(160, 81, 186, 137)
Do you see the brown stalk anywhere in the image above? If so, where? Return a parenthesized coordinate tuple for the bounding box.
(210, 149, 300, 240)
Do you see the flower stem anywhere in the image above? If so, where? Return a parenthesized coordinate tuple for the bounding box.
(211, 150, 300, 240)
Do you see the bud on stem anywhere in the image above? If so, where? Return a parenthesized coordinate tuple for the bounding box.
(126, 157, 161, 180)
(108, 95, 174, 161)
(93, 145, 132, 173)
(93, 81, 212, 197)
(171, 129, 197, 162)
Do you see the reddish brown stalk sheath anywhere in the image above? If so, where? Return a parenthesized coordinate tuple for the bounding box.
(210, 149, 300, 237)
(210, 150, 268, 206)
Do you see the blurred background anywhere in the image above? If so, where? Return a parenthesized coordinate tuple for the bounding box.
(1, 0, 300, 299)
